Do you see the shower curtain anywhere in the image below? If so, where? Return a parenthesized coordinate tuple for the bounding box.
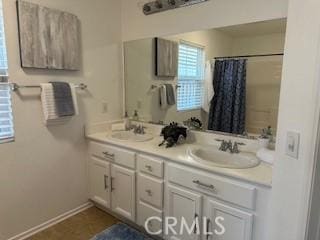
(208, 59, 247, 134)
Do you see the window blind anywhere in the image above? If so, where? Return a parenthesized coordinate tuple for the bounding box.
(0, 82, 13, 142)
(177, 42, 204, 111)
(0, 0, 12, 143)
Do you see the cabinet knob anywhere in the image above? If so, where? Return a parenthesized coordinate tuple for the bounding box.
(111, 177, 115, 192)
(146, 189, 153, 196)
(194, 213, 199, 234)
(148, 221, 153, 227)
(145, 165, 153, 172)
(206, 218, 211, 240)
(102, 151, 115, 159)
(104, 175, 108, 190)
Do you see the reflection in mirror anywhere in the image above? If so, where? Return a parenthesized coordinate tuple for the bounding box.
(124, 19, 287, 137)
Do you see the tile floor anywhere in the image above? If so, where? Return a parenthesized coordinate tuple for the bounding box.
(26, 207, 119, 240)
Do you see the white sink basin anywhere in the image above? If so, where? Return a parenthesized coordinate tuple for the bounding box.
(188, 146, 260, 169)
(111, 131, 154, 142)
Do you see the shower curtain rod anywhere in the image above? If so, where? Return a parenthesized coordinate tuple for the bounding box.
(214, 53, 284, 60)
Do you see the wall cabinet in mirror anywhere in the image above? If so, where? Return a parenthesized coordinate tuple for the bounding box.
(155, 38, 178, 77)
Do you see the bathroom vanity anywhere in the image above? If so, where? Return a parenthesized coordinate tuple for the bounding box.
(86, 123, 272, 240)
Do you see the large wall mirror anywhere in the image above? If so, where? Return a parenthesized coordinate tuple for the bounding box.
(124, 19, 287, 137)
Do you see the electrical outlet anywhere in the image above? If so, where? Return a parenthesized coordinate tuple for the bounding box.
(102, 102, 108, 114)
(286, 131, 300, 159)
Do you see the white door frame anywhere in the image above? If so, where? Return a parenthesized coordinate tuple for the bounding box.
(305, 113, 320, 239)
(305, 123, 320, 240)
(304, 37, 320, 240)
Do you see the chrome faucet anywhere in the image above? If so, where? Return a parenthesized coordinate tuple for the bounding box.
(217, 139, 245, 154)
(232, 142, 240, 154)
(219, 140, 232, 152)
(132, 124, 146, 135)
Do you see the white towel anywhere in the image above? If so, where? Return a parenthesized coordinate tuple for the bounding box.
(202, 61, 214, 113)
(159, 85, 168, 110)
(41, 83, 79, 126)
(69, 83, 79, 115)
(256, 148, 276, 165)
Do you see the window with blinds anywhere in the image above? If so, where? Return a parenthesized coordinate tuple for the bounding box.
(177, 42, 205, 111)
(0, 0, 13, 143)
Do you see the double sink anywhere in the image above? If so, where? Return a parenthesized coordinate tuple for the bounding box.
(110, 130, 260, 169)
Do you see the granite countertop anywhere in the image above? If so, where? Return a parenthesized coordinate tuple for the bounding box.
(86, 131, 273, 188)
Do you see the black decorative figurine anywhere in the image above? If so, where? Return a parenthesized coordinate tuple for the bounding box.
(183, 117, 203, 130)
(159, 122, 187, 148)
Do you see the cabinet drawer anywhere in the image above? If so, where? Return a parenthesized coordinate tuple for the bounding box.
(89, 142, 136, 169)
(138, 174, 164, 209)
(137, 201, 163, 236)
(137, 154, 163, 178)
(167, 164, 256, 210)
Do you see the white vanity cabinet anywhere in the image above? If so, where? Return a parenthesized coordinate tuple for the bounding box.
(165, 163, 256, 240)
(87, 140, 270, 240)
(88, 142, 136, 221)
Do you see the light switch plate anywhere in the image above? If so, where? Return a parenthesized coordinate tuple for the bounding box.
(286, 131, 300, 159)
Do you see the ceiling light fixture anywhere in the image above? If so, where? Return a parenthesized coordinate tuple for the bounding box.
(143, 0, 209, 15)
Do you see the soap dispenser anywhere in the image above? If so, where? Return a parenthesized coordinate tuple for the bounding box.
(124, 111, 130, 130)
(133, 110, 139, 121)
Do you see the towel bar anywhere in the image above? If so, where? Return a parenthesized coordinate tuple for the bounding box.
(0, 82, 87, 91)
(150, 84, 181, 90)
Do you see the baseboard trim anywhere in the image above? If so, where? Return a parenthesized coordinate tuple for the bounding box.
(7, 202, 94, 240)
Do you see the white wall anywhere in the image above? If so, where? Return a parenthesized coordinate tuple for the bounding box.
(232, 33, 286, 55)
(121, 0, 289, 41)
(269, 0, 320, 239)
(0, 0, 123, 239)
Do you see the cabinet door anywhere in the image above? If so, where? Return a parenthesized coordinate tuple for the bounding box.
(89, 157, 110, 208)
(205, 199, 253, 240)
(111, 164, 136, 221)
(166, 185, 202, 240)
